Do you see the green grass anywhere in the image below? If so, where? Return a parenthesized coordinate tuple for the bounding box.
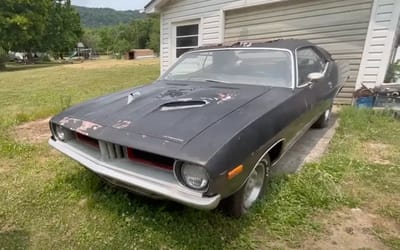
(0, 61, 399, 249)
(4, 62, 60, 72)
(0, 59, 159, 127)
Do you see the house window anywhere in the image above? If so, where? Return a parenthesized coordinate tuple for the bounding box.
(175, 24, 199, 58)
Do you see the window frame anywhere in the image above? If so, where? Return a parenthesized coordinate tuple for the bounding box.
(172, 21, 201, 59)
(295, 46, 329, 88)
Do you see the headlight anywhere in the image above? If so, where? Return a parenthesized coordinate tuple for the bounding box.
(53, 124, 69, 141)
(180, 163, 209, 190)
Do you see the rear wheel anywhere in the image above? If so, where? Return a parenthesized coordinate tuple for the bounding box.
(312, 106, 332, 129)
(222, 156, 271, 218)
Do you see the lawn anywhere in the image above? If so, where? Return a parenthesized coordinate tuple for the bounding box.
(0, 59, 399, 249)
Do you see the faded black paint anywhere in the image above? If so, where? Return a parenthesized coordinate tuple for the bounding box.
(50, 39, 343, 199)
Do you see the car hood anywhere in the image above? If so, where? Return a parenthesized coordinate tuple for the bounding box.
(54, 81, 271, 144)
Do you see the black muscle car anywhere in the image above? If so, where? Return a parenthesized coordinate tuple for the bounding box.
(49, 39, 347, 217)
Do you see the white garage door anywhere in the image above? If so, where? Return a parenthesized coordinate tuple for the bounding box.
(224, 0, 373, 104)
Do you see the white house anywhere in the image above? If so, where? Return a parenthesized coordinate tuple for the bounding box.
(145, 0, 400, 103)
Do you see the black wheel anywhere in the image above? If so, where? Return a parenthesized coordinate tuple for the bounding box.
(222, 155, 271, 218)
(312, 106, 332, 129)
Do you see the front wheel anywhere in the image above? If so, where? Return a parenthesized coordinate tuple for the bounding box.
(222, 156, 271, 218)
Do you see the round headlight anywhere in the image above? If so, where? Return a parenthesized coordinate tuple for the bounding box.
(180, 163, 209, 190)
(54, 124, 67, 141)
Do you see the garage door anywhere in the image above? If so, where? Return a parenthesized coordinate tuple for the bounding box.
(224, 0, 373, 104)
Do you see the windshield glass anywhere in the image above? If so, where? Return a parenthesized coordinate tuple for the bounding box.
(162, 49, 293, 88)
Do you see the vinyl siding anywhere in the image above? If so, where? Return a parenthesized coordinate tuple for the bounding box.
(225, 0, 373, 104)
(160, 0, 239, 72)
(158, 0, 398, 103)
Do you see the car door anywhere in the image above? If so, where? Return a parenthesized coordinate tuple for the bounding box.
(296, 46, 330, 119)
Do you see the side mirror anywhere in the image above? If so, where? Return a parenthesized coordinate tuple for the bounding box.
(305, 72, 324, 88)
(307, 72, 324, 81)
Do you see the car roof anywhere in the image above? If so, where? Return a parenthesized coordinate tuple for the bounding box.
(193, 39, 316, 53)
(192, 39, 334, 60)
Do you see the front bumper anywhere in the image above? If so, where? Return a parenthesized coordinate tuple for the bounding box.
(49, 139, 221, 210)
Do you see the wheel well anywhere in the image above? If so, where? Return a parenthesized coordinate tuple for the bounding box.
(268, 140, 284, 163)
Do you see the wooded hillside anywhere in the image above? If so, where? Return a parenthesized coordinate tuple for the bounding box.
(73, 6, 145, 28)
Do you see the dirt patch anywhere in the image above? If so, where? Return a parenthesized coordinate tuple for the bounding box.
(0, 224, 17, 233)
(362, 142, 393, 165)
(0, 160, 13, 174)
(61, 58, 159, 70)
(302, 208, 398, 250)
(13, 118, 51, 144)
(332, 105, 343, 114)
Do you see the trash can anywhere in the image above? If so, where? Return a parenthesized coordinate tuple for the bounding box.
(356, 96, 374, 108)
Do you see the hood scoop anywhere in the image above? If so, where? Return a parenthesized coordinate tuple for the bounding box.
(160, 100, 209, 111)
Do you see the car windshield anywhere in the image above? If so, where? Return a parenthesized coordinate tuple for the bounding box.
(162, 49, 293, 88)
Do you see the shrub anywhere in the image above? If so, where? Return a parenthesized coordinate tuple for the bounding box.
(39, 54, 51, 62)
(384, 61, 400, 83)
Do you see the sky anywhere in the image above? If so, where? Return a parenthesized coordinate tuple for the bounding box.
(71, 0, 150, 11)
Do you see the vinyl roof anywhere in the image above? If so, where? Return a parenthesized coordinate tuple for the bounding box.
(193, 39, 316, 53)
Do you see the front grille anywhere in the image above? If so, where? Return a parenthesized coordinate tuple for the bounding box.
(76, 133, 99, 149)
(127, 148, 175, 170)
(72, 132, 174, 170)
(98, 141, 126, 160)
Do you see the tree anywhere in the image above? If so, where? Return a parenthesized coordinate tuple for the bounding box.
(82, 29, 101, 52)
(0, 47, 7, 70)
(45, 0, 83, 58)
(0, 0, 51, 52)
(147, 15, 160, 54)
(98, 27, 116, 53)
(74, 6, 145, 28)
(74, 14, 161, 57)
(0, 0, 82, 63)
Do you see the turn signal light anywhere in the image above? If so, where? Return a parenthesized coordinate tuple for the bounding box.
(227, 164, 243, 180)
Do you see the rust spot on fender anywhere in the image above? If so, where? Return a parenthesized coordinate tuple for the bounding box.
(112, 120, 132, 129)
(59, 117, 103, 135)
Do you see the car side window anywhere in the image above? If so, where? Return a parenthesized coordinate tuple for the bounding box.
(297, 47, 326, 85)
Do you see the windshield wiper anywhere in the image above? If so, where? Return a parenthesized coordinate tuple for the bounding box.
(205, 79, 231, 84)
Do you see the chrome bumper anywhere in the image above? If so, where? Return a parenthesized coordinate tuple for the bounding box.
(49, 139, 221, 210)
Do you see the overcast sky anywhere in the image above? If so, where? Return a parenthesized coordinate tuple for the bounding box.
(71, 0, 150, 10)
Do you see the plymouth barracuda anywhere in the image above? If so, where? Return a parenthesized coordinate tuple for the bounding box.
(49, 39, 348, 217)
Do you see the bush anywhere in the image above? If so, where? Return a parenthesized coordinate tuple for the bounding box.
(384, 61, 400, 83)
(39, 54, 51, 62)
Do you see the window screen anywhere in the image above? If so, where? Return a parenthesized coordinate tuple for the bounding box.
(176, 24, 199, 58)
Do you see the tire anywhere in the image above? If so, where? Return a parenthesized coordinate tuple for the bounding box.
(312, 106, 332, 129)
(222, 155, 271, 218)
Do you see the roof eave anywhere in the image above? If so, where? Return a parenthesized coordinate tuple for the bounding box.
(144, 0, 168, 13)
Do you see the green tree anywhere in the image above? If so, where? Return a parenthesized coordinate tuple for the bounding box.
(73, 6, 145, 28)
(45, 0, 83, 58)
(99, 27, 116, 53)
(0, 48, 7, 70)
(113, 39, 130, 57)
(0, 0, 51, 52)
(80, 14, 161, 57)
(82, 29, 101, 52)
(147, 15, 160, 54)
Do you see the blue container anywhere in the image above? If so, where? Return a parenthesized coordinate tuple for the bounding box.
(356, 96, 374, 108)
